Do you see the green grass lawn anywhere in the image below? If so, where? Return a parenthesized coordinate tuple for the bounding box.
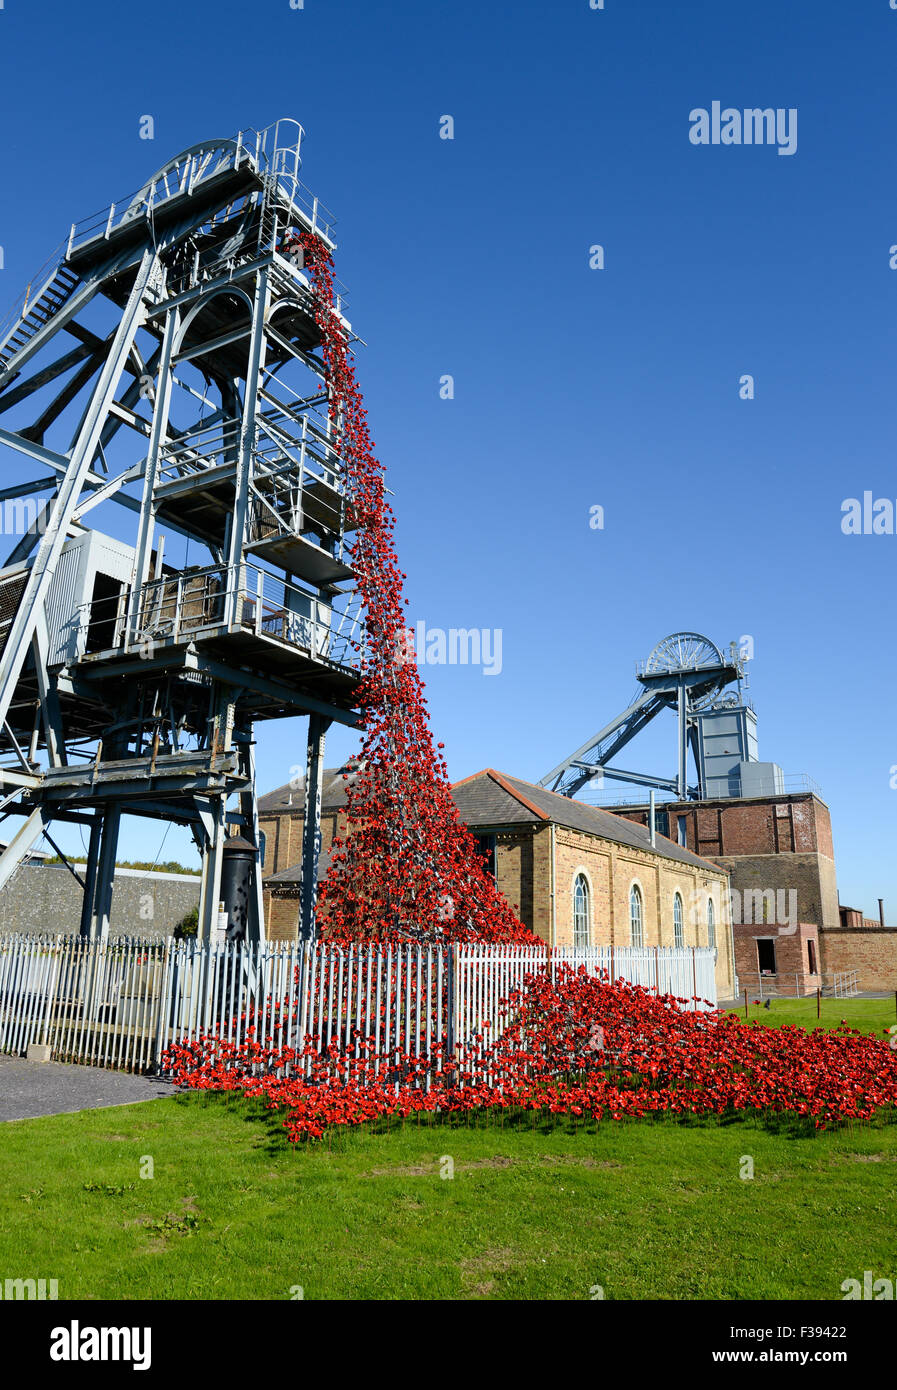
(723, 995, 897, 1036)
(2, 1092, 897, 1300)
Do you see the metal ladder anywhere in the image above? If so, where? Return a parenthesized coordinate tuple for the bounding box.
(0, 261, 81, 373)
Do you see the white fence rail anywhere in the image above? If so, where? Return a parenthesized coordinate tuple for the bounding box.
(826, 970, 860, 999)
(0, 936, 718, 1077)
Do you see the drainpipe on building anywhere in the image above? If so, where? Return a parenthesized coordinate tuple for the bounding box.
(649, 790, 656, 848)
(549, 822, 556, 947)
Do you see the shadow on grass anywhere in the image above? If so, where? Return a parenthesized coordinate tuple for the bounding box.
(170, 1086, 897, 1152)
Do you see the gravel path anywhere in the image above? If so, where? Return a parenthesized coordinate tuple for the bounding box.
(0, 1054, 175, 1122)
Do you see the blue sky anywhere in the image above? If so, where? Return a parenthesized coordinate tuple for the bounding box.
(0, 0, 895, 914)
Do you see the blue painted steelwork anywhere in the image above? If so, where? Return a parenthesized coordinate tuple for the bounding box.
(0, 120, 363, 945)
(541, 632, 746, 802)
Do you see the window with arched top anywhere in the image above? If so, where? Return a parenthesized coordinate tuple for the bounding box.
(630, 884, 644, 947)
(573, 873, 590, 949)
(707, 898, 716, 949)
(673, 893, 684, 948)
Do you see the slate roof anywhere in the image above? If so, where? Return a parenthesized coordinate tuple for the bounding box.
(267, 844, 332, 887)
(258, 763, 361, 813)
(261, 765, 726, 883)
(451, 769, 725, 874)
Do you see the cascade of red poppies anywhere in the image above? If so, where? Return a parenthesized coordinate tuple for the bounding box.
(164, 964, 897, 1139)
(298, 232, 533, 944)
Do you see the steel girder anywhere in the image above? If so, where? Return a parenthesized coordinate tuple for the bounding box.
(0, 124, 362, 944)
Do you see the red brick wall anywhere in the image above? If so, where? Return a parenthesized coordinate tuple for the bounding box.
(266, 893, 300, 942)
(819, 929, 897, 992)
(615, 794, 832, 859)
(732, 922, 821, 997)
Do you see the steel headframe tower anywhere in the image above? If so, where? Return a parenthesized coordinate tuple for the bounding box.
(540, 632, 743, 800)
(0, 119, 361, 942)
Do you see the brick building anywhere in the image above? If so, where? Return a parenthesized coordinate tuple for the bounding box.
(612, 791, 897, 994)
(820, 903, 897, 993)
(257, 765, 737, 999)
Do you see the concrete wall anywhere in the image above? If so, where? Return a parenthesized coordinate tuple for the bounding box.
(0, 864, 200, 938)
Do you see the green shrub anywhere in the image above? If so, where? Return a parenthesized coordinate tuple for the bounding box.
(173, 905, 199, 939)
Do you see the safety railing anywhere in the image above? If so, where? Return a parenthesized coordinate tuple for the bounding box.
(0, 240, 73, 366)
(76, 562, 362, 671)
(824, 970, 860, 999)
(737, 972, 823, 1001)
(157, 417, 243, 486)
(66, 120, 337, 260)
(155, 411, 351, 547)
(703, 772, 822, 799)
(256, 410, 343, 483)
(580, 770, 823, 808)
(68, 139, 246, 255)
(0, 936, 719, 1076)
(158, 202, 348, 308)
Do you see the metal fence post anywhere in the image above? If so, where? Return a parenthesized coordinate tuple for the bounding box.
(445, 944, 455, 1068)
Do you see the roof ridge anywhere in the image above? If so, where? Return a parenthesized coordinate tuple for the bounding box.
(450, 768, 495, 790)
(486, 769, 550, 820)
(462, 769, 726, 875)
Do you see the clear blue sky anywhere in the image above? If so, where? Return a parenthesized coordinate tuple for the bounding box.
(0, 0, 895, 916)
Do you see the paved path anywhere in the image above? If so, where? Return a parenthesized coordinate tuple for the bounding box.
(0, 1055, 175, 1122)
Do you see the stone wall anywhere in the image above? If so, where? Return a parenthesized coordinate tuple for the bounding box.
(507, 824, 736, 1000)
(0, 864, 200, 938)
(259, 804, 736, 1000)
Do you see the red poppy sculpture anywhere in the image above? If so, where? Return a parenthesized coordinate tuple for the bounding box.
(297, 231, 533, 947)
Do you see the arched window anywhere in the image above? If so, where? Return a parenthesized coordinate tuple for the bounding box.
(573, 873, 590, 949)
(707, 898, 716, 949)
(630, 885, 644, 947)
(673, 893, 684, 948)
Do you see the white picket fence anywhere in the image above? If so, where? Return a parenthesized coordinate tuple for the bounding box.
(0, 935, 718, 1076)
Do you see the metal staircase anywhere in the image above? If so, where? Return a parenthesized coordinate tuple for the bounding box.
(0, 260, 81, 375)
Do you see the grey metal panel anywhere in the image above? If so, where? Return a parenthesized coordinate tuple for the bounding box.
(44, 540, 85, 667)
(737, 761, 785, 797)
(44, 531, 136, 667)
(90, 532, 136, 584)
(695, 704, 763, 799)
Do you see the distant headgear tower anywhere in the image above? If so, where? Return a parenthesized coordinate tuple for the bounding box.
(541, 631, 782, 801)
(0, 120, 361, 941)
